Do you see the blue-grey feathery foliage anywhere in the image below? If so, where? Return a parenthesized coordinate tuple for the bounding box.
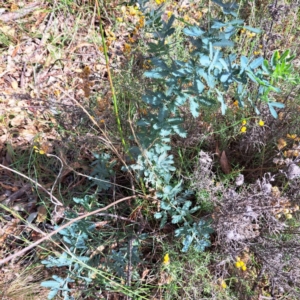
(129, 0, 289, 252)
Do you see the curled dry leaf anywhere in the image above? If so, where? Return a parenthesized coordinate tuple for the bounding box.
(11, 80, 18, 90)
(277, 138, 287, 150)
(51, 206, 65, 225)
(220, 150, 231, 174)
(36, 206, 48, 223)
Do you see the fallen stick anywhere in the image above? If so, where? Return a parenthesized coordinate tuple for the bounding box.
(0, 2, 40, 23)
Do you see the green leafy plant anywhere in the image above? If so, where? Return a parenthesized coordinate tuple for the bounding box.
(127, 0, 291, 252)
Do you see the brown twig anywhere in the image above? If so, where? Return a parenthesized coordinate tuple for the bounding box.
(0, 2, 41, 23)
(0, 195, 140, 266)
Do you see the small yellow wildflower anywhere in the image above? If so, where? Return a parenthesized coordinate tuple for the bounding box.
(33, 146, 45, 155)
(163, 253, 170, 265)
(240, 29, 246, 34)
(183, 14, 190, 22)
(259, 44, 263, 49)
(123, 43, 131, 54)
(287, 133, 297, 139)
(137, 16, 145, 28)
(241, 119, 247, 126)
(128, 6, 140, 16)
(254, 51, 261, 56)
(285, 213, 293, 219)
(167, 11, 173, 18)
(155, 0, 165, 5)
(240, 126, 247, 133)
(241, 265, 247, 272)
(235, 261, 242, 268)
(221, 280, 227, 289)
(116, 17, 123, 22)
(128, 36, 135, 43)
(247, 32, 256, 38)
(54, 89, 60, 97)
(258, 119, 264, 126)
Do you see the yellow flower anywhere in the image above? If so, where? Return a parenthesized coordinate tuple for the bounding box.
(241, 119, 247, 126)
(163, 253, 170, 265)
(128, 6, 140, 16)
(221, 280, 227, 289)
(116, 17, 123, 22)
(235, 261, 242, 268)
(241, 265, 247, 271)
(155, 0, 165, 5)
(233, 100, 239, 107)
(183, 14, 190, 22)
(247, 32, 256, 38)
(287, 133, 297, 139)
(240, 126, 247, 133)
(137, 16, 145, 28)
(128, 36, 135, 43)
(258, 119, 264, 126)
(33, 146, 45, 155)
(254, 51, 261, 56)
(123, 43, 131, 54)
(167, 11, 173, 18)
(285, 213, 293, 219)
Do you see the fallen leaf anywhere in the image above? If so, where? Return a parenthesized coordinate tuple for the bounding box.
(0, 25, 15, 35)
(95, 221, 109, 228)
(158, 271, 173, 285)
(10, 114, 25, 127)
(51, 206, 65, 224)
(277, 138, 287, 150)
(141, 268, 150, 280)
(36, 206, 47, 223)
(19, 128, 36, 141)
(11, 80, 18, 90)
(220, 150, 231, 174)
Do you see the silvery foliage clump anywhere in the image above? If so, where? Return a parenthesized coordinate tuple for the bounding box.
(41, 189, 142, 298)
(128, 0, 287, 252)
(41, 214, 95, 300)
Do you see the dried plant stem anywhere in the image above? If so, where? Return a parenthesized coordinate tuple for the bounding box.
(95, 0, 128, 152)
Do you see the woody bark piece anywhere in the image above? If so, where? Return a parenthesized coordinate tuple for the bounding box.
(0, 2, 40, 23)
